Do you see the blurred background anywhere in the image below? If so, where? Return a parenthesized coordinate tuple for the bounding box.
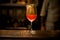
(0, 0, 60, 39)
(0, 0, 44, 30)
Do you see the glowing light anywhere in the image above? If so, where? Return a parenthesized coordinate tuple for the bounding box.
(30, 30, 36, 34)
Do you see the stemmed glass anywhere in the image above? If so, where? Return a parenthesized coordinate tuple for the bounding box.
(26, 4, 37, 32)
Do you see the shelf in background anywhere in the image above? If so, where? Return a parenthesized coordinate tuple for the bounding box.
(0, 3, 26, 7)
(5, 27, 27, 30)
(0, 4, 38, 7)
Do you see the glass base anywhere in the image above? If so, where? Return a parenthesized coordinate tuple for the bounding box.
(29, 30, 36, 34)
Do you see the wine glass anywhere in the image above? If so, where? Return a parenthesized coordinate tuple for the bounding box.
(26, 4, 37, 31)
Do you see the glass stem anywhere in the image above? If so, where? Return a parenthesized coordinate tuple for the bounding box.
(31, 22, 32, 30)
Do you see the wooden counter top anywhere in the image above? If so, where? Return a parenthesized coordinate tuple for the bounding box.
(0, 30, 60, 38)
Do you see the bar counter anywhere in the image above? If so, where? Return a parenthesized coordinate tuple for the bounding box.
(0, 30, 60, 38)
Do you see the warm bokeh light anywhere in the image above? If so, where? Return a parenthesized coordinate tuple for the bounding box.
(30, 30, 36, 34)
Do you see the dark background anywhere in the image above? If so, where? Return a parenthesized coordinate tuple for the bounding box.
(0, 0, 44, 30)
